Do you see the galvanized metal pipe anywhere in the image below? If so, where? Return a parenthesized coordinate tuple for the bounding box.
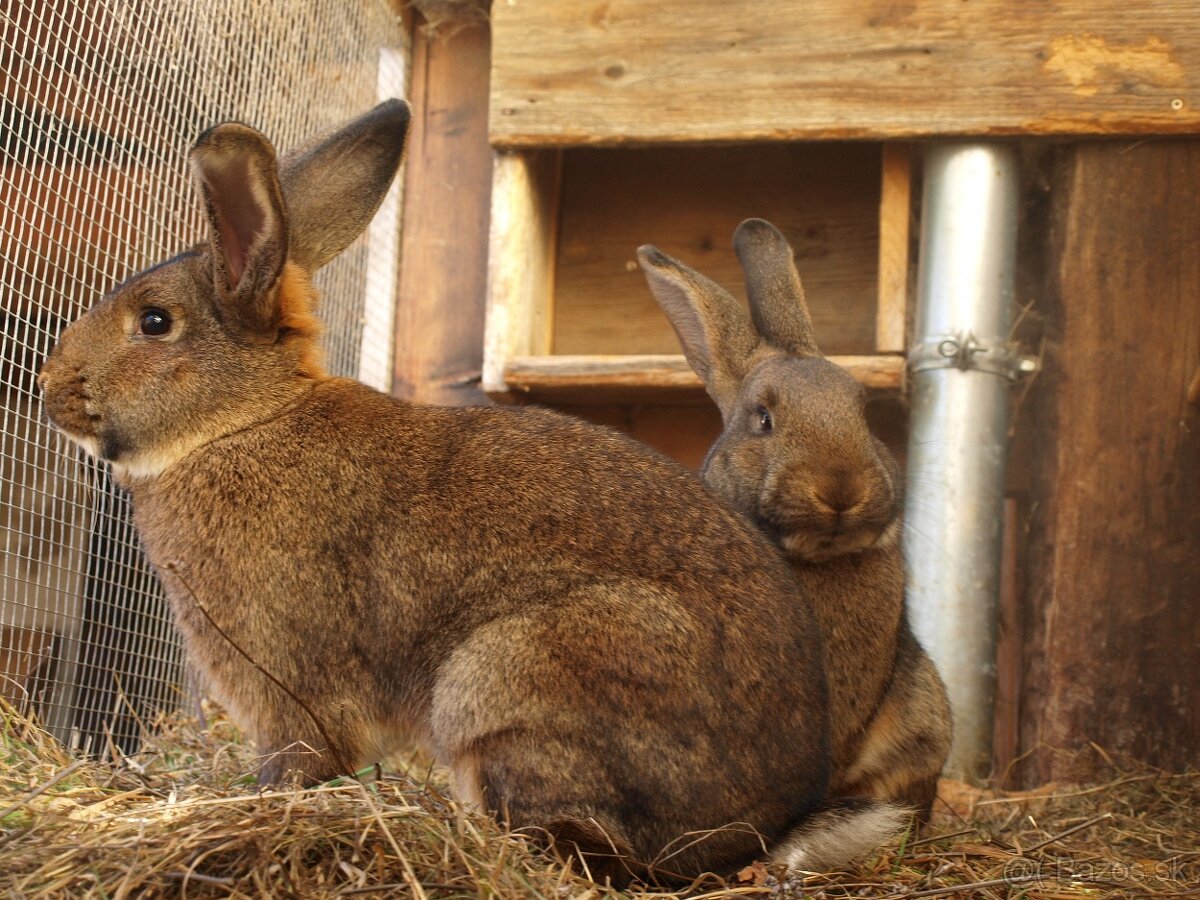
(905, 144, 1020, 781)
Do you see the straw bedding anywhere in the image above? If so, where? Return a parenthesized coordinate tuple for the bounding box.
(1, 703, 1195, 898)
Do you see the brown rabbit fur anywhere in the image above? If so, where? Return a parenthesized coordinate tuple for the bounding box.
(639, 219, 952, 819)
(39, 102, 907, 882)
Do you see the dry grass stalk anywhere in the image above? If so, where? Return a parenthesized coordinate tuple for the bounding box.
(1, 703, 1195, 898)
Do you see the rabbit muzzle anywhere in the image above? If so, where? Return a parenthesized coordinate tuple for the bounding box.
(38, 351, 105, 460)
(759, 508, 895, 563)
(37, 324, 153, 470)
(777, 520, 896, 562)
(757, 468, 899, 563)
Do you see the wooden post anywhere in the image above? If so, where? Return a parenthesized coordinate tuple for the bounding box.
(394, 13, 493, 405)
(875, 143, 911, 354)
(1018, 140, 1200, 783)
(483, 150, 562, 397)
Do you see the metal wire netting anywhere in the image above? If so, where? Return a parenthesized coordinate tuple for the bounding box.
(0, 0, 406, 755)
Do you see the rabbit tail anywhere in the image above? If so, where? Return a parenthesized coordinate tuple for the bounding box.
(770, 797, 910, 872)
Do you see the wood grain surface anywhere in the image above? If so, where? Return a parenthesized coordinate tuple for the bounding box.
(491, 0, 1200, 145)
(1019, 139, 1200, 782)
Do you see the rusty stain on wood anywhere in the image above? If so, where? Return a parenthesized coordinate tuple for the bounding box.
(1042, 34, 1185, 98)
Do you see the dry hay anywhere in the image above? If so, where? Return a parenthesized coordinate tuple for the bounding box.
(0, 703, 1196, 899)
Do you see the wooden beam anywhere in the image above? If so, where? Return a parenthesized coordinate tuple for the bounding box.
(1018, 139, 1200, 783)
(491, 1, 1200, 146)
(395, 13, 493, 405)
(500, 353, 905, 403)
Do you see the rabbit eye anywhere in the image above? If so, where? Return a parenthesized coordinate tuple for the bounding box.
(756, 406, 773, 433)
(137, 308, 173, 337)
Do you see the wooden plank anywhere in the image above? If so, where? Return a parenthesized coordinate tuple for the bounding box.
(395, 14, 493, 405)
(992, 497, 1021, 787)
(482, 150, 562, 394)
(1018, 140, 1200, 784)
(508, 355, 706, 395)
(553, 143, 881, 356)
(491, 1, 1200, 145)
(502, 353, 905, 403)
(875, 145, 911, 354)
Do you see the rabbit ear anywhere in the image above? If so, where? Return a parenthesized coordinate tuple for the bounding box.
(278, 99, 411, 272)
(638, 245, 760, 416)
(734, 218, 821, 357)
(190, 123, 289, 337)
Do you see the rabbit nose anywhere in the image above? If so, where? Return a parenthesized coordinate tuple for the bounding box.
(813, 482, 865, 516)
(37, 353, 58, 391)
(39, 341, 84, 384)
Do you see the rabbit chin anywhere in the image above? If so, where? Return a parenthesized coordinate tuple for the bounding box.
(58, 428, 200, 483)
(106, 440, 209, 482)
(779, 518, 901, 563)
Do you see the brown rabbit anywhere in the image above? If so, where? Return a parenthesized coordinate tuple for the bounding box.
(38, 102, 906, 882)
(639, 219, 952, 819)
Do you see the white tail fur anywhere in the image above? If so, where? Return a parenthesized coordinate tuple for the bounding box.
(769, 799, 911, 872)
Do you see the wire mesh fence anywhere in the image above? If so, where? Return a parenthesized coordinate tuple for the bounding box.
(1, 0, 407, 756)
